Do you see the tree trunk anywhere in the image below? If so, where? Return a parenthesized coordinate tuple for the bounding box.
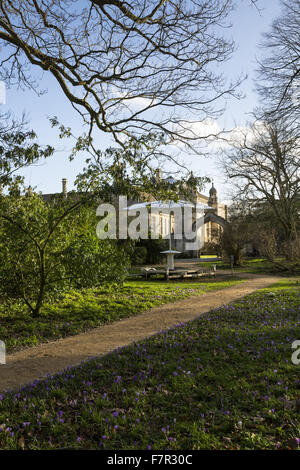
(32, 249, 46, 317)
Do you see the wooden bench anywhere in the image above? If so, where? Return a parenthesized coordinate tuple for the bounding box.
(165, 266, 216, 280)
(142, 266, 216, 280)
(127, 265, 217, 281)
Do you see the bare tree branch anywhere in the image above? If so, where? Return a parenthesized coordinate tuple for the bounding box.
(256, 0, 300, 123)
(222, 118, 300, 240)
(0, 0, 250, 149)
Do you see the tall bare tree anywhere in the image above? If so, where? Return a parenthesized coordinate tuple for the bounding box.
(0, 0, 254, 149)
(257, 0, 300, 122)
(223, 119, 300, 241)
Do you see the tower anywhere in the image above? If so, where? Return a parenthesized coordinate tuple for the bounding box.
(62, 178, 68, 198)
(207, 183, 219, 243)
(208, 183, 218, 208)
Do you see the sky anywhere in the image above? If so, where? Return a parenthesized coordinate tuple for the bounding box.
(1, 0, 283, 202)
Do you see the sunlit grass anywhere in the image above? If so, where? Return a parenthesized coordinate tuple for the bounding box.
(0, 278, 245, 353)
(0, 281, 299, 450)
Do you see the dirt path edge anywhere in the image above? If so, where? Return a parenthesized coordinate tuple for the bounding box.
(0, 274, 287, 393)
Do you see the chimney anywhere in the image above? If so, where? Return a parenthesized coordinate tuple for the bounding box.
(62, 178, 68, 198)
(155, 168, 162, 180)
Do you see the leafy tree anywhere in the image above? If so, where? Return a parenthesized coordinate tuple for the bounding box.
(0, 113, 53, 189)
(62, 208, 129, 287)
(74, 133, 208, 201)
(0, 190, 129, 316)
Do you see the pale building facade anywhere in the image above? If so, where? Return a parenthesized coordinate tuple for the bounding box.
(44, 177, 228, 256)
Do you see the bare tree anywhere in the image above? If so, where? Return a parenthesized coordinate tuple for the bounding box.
(257, 0, 300, 122)
(223, 119, 300, 242)
(0, 0, 254, 149)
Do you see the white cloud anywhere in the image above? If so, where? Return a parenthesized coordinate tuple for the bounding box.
(110, 86, 156, 108)
(170, 119, 229, 151)
(225, 120, 266, 146)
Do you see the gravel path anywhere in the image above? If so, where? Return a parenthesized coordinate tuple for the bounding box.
(0, 273, 284, 393)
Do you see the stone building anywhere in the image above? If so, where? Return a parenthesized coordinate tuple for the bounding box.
(162, 178, 228, 255)
(43, 176, 229, 256)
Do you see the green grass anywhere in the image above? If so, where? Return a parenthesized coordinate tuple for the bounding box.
(240, 258, 300, 275)
(0, 280, 299, 450)
(0, 277, 245, 354)
(195, 258, 269, 270)
(130, 257, 282, 272)
(196, 257, 300, 275)
(131, 257, 300, 274)
(230, 258, 281, 273)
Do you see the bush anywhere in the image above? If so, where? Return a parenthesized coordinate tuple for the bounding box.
(131, 246, 148, 265)
(62, 236, 129, 287)
(132, 237, 168, 265)
(0, 192, 129, 316)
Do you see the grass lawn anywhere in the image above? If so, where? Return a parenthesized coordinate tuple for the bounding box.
(195, 258, 271, 270)
(0, 277, 245, 354)
(227, 258, 283, 274)
(0, 279, 299, 450)
(196, 257, 300, 275)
